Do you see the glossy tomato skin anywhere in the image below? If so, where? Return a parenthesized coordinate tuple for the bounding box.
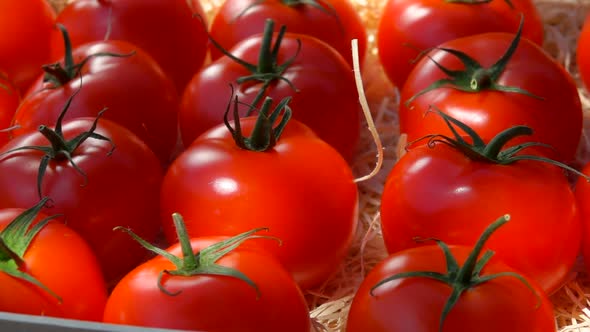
(377, 0, 544, 89)
(50, 0, 208, 92)
(179, 32, 361, 162)
(400, 32, 582, 163)
(346, 245, 556, 332)
(380, 142, 581, 294)
(577, 13, 590, 92)
(209, 0, 367, 67)
(0, 118, 163, 285)
(0, 208, 107, 321)
(161, 118, 359, 290)
(0, 0, 56, 93)
(103, 236, 311, 332)
(0, 76, 20, 146)
(13, 40, 180, 165)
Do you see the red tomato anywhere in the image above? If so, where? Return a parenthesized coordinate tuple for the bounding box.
(577, 13, 590, 92)
(0, 115, 163, 285)
(0, 199, 107, 321)
(380, 129, 581, 294)
(0, 75, 20, 146)
(162, 109, 358, 290)
(377, 0, 544, 88)
(12, 39, 180, 164)
(209, 0, 367, 67)
(347, 217, 555, 332)
(399, 30, 582, 163)
(0, 0, 56, 93)
(50, 0, 209, 92)
(179, 24, 361, 162)
(574, 163, 590, 276)
(104, 221, 311, 332)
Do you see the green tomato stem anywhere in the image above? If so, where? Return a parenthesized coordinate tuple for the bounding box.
(172, 213, 198, 271)
(224, 90, 293, 152)
(257, 20, 276, 74)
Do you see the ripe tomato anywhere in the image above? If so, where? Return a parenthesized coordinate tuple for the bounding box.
(577, 13, 590, 92)
(0, 114, 163, 285)
(13, 38, 180, 165)
(50, 0, 209, 92)
(0, 199, 107, 321)
(0, 0, 56, 93)
(179, 22, 361, 161)
(380, 120, 581, 294)
(399, 28, 582, 163)
(0, 75, 20, 146)
(377, 0, 544, 88)
(209, 0, 367, 67)
(104, 218, 311, 332)
(574, 162, 590, 276)
(347, 216, 556, 332)
(163, 102, 358, 290)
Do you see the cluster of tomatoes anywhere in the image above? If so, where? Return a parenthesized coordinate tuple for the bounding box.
(348, 2, 590, 332)
(2, 0, 590, 331)
(0, 0, 362, 331)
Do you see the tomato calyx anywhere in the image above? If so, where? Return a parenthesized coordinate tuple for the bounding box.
(370, 214, 539, 332)
(0, 90, 115, 198)
(0, 197, 63, 302)
(405, 16, 540, 106)
(42, 24, 135, 87)
(116, 213, 279, 297)
(410, 107, 589, 179)
(225, 91, 292, 152)
(209, 19, 300, 115)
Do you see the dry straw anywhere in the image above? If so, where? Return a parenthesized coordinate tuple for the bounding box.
(47, 0, 590, 331)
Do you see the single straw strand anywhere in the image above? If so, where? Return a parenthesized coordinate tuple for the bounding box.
(351, 39, 384, 183)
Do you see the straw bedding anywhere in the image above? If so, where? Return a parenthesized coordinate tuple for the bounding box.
(47, 0, 590, 330)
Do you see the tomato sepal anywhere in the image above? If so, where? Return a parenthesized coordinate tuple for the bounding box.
(0, 197, 63, 302)
(225, 92, 292, 151)
(209, 19, 300, 115)
(42, 24, 135, 87)
(0, 90, 115, 198)
(405, 15, 541, 106)
(411, 107, 590, 181)
(371, 214, 539, 332)
(116, 213, 281, 298)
